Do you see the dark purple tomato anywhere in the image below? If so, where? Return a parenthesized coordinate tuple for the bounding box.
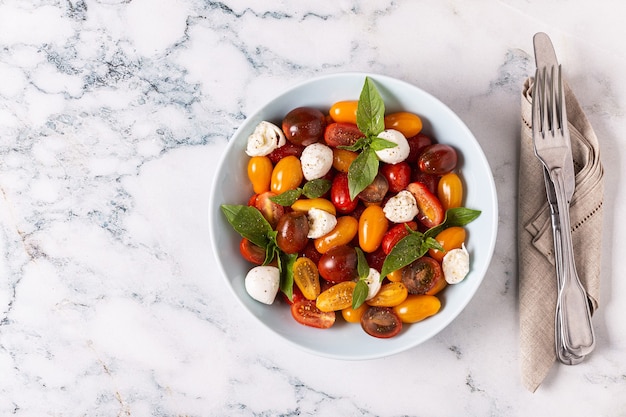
(358, 173, 389, 204)
(276, 211, 310, 254)
(418, 144, 458, 175)
(401, 256, 443, 295)
(361, 306, 402, 338)
(267, 141, 305, 164)
(318, 245, 358, 283)
(406, 133, 433, 163)
(282, 107, 327, 146)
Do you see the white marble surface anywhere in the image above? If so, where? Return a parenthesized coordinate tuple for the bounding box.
(0, 0, 624, 415)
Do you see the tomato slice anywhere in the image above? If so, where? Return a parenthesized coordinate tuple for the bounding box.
(360, 306, 402, 338)
(406, 181, 444, 228)
(239, 238, 266, 265)
(324, 122, 364, 148)
(291, 299, 336, 329)
(401, 256, 443, 295)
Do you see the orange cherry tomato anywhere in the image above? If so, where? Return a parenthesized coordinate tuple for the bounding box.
(292, 257, 321, 300)
(425, 274, 447, 296)
(406, 181, 444, 228)
(341, 303, 369, 323)
(270, 155, 303, 194)
(386, 269, 403, 283)
(358, 205, 388, 253)
(314, 216, 358, 254)
(392, 294, 441, 323)
(316, 281, 356, 312)
(366, 282, 408, 307)
(428, 226, 466, 263)
(384, 112, 423, 138)
(438, 172, 464, 211)
(291, 198, 336, 215)
(332, 148, 359, 173)
(247, 156, 273, 194)
(329, 100, 358, 124)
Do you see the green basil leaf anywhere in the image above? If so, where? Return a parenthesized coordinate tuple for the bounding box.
(338, 136, 369, 152)
(279, 252, 297, 301)
(269, 189, 302, 206)
(347, 147, 379, 200)
(263, 234, 279, 265)
(424, 207, 482, 238)
(380, 233, 429, 278)
(356, 77, 385, 137)
(369, 137, 397, 151)
(302, 179, 332, 199)
(352, 280, 369, 310)
(221, 204, 273, 249)
(354, 247, 369, 279)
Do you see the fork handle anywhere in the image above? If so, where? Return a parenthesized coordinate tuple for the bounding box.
(550, 167, 596, 357)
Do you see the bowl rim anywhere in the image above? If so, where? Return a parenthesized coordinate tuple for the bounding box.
(208, 71, 498, 360)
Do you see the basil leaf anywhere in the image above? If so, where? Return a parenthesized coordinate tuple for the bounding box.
(279, 252, 297, 301)
(369, 137, 397, 151)
(355, 247, 369, 279)
(270, 189, 302, 206)
(221, 204, 273, 249)
(338, 136, 369, 152)
(347, 147, 379, 200)
(302, 179, 331, 199)
(263, 234, 279, 265)
(352, 280, 369, 310)
(356, 77, 385, 137)
(380, 233, 429, 278)
(425, 207, 482, 238)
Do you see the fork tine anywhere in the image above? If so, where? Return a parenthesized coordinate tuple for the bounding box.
(557, 64, 567, 132)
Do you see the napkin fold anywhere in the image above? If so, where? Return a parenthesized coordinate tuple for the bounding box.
(519, 77, 604, 392)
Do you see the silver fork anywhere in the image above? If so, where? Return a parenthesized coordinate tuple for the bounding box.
(532, 64, 595, 359)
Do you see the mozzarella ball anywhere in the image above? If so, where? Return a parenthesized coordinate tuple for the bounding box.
(300, 143, 333, 180)
(442, 244, 470, 284)
(307, 207, 337, 239)
(374, 129, 410, 164)
(383, 190, 419, 223)
(245, 121, 286, 157)
(245, 266, 280, 304)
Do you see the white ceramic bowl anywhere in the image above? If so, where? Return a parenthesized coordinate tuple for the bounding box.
(208, 72, 498, 360)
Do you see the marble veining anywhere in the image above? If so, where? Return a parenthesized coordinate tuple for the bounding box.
(1, 0, 625, 416)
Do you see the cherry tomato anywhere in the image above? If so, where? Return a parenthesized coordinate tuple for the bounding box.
(392, 294, 441, 323)
(292, 257, 321, 300)
(291, 198, 336, 215)
(247, 156, 273, 194)
(281, 283, 305, 305)
(314, 215, 358, 254)
(380, 162, 411, 194)
(270, 155, 303, 194)
(406, 181, 444, 228)
(332, 148, 358, 173)
(360, 306, 402, 338)
(358, 205, 389, 253)
(254, 191, 284, 228)
(438, 172, 464, 211)
(239, 238, 266, 265)
(384, 112, 423, 138)
(300, 239, 322, 265)
(329, 100, 358, 124)
(291, 299, 335, 329)
(324, 122, 365, 148)
(267, 141, 304, 164)
(282, 107, 327, 146)
(342, 303, 369, 323)
(366, 282, 408, 307)
(316, 281, 356, 312)
(276, 211, 310, 254)
(418, 144, 458, 175)
(428, 226, 466, 263)
(330, 172, 358, 214)
(411, 170, 439, 195)
(358, 173, 389, 204)
(365, 246, 386, 272)
(386, 268, 403, 283)
(318, 245, 358, 282)
(401, 256, 443, 295)
(381, 221, 417, 255)
(406, 133, 432, 163)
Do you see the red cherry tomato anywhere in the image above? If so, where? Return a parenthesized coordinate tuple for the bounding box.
(330, 172, 358, 214)
(406, 133, 432, 163)
(324, 122, 365, 148)
(239, 238, 266, 265)
(282, 107, 327, 146)
(254, 191, 285, 229)
(360, 306, 402, 338)
(401, 256, 443, 295)
(291, 299, 336, 329)
(318, 245, 358, 283)
(418, 144, 458, 175)
(406, 181, 444, 228)
(365, 246, 386, 272)
(381, 222, 418, 255)
(380, 162, 411, 194)
(267, 141, 304, 164)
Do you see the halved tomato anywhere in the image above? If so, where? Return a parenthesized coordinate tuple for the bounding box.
(291, 299, 336, 329)
(360, 306, 402, 338)
(406, 181, 444, 228)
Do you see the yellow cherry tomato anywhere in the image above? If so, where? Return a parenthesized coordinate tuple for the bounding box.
(438, 172, 464, 211)
(392, 294, 441, 323)
(366, 282, 408, 307)
(384, 112, 423, 138)
(428, 226, 466, 263)
(386, 269, 403, 283)
(341, 303, 369, 323)
(247, 156, 273, 194)
(292, 257, 321, 300)
(314, 216, 358, 254)
(332, 148, 359, 173)
(270, 155, 303, 194)
(291, 198, 337, 216)
(329, 100, 358, 124)
(316, 281, 356, 312)
(358, 205, 388, 253)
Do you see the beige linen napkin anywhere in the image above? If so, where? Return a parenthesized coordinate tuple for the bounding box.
(519, 77, 604, 392)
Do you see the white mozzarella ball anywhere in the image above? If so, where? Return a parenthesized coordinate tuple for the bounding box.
(245, 266, 280, 304)
(374, 129, 410, 164)
(442, 244, 470, 284)
(300, 143, 333, 180)
(245, 121, 286, 157)
(383, 190, 419, 223)
(307, 208, 337, 239)
(364, 268, 382, 300)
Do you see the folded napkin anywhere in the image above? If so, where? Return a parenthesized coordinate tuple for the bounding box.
(519, 76, 604, 392)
